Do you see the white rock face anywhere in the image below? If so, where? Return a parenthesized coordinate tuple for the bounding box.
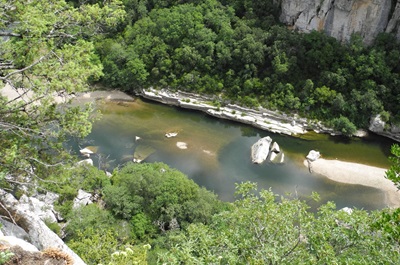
(369, 114, 385, 133)
(0, 218, 30, 240)
(340, 207, 354, 214)
(0, 189, 86, 265)
(19, 195, 58, 223)
(0, 236, 39, 252)
(386, 2, 400, 40)
(251, 137, 273, 164)
(368, 114, 400, 141)
(280, 0, 395, 45)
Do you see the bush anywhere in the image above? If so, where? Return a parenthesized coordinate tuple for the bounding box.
(103, 163, 225, 231)
(331, 116, 357, 137)
(380, 110, 390, 122)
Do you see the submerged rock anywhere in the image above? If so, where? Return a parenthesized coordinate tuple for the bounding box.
(176, 142, 188, 149)
(165, 132, 178, 138)
(133, 145, 155, 162)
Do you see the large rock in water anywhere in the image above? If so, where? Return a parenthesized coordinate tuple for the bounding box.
(279, 0, 397, 45)
(306, 150, 320, 161)
(251, 136, 272, 164)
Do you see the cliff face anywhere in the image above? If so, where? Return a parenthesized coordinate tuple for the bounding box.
(279, 0, 400, 44)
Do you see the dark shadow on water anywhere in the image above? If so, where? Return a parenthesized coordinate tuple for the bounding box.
(327, 134, 352, 144)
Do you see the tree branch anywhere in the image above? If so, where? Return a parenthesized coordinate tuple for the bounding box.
(1, 55, 47, 80)
(0, 32, 21, 37)
(0, 200, 18, 226)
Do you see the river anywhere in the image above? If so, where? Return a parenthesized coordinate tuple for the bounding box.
(73, 95, 396, 210)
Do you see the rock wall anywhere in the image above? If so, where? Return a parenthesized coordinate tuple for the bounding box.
(0, 189, 86, 265)
(369, 114, 400, 141)
(279, 0, 400, 44)
(140, 88, 337, 136)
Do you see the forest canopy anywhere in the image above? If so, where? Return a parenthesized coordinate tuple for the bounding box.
(96, 0, 400, 132)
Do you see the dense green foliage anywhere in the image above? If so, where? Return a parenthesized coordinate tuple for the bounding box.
(386, 144, 400, 187)
(158, 182, 400, 264)
(96, 0, 400, 132)
(1, 1, 400, 264)
(58, 164, 400, 265)
(44, 162, 225, 264)
(103, 162, 224, 232)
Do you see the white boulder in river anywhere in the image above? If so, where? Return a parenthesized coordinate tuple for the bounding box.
(251, 136, 272, 164)
(306, 150, 321, 161)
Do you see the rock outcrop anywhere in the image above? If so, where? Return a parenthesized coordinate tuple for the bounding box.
(73, 189, 93, 209)
(140, 88, 335, 136)
(279, 0, 399, 45)
(251, 137, 273, 164)
(0, 236, 39, 252)
(251, 137, 285, 164)
(306, 150, 321, 162)
(0, 189, 86, 265)
(369, 114, 400, 141)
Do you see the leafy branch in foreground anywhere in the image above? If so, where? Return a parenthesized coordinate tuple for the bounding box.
(386, 143, 400, 190)
(0, 0, 125, 189)
(159, 182, 400, 264)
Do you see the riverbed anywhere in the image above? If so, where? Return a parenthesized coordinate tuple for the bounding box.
(72, 93, 396, 210)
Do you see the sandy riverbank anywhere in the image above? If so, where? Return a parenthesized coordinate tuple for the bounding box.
(304, 159, 400, 208)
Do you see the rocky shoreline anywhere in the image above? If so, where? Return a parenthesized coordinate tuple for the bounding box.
(138, 88, 400, 141)
(139, 88, 336, 136)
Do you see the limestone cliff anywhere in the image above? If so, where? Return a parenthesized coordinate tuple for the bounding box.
(279, 0, 400, 44)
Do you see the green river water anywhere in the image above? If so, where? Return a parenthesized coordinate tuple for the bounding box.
(75, 97, 396, 210)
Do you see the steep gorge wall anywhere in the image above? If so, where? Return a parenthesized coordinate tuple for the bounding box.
(279, 0, 400, 44)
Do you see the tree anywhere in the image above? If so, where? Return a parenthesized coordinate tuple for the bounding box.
(331, 116, 357, 137)
(158, 182, 400, 264)
(0, 0, 125, 188)
(103, 162, 224, 231)
(386, 144, 400, 190)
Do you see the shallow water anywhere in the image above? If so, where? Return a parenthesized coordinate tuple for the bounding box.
(74, 97, 396, 210)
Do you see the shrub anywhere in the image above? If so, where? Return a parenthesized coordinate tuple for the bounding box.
(103, 163, 224, 230)
(331, 116, 357, 137)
